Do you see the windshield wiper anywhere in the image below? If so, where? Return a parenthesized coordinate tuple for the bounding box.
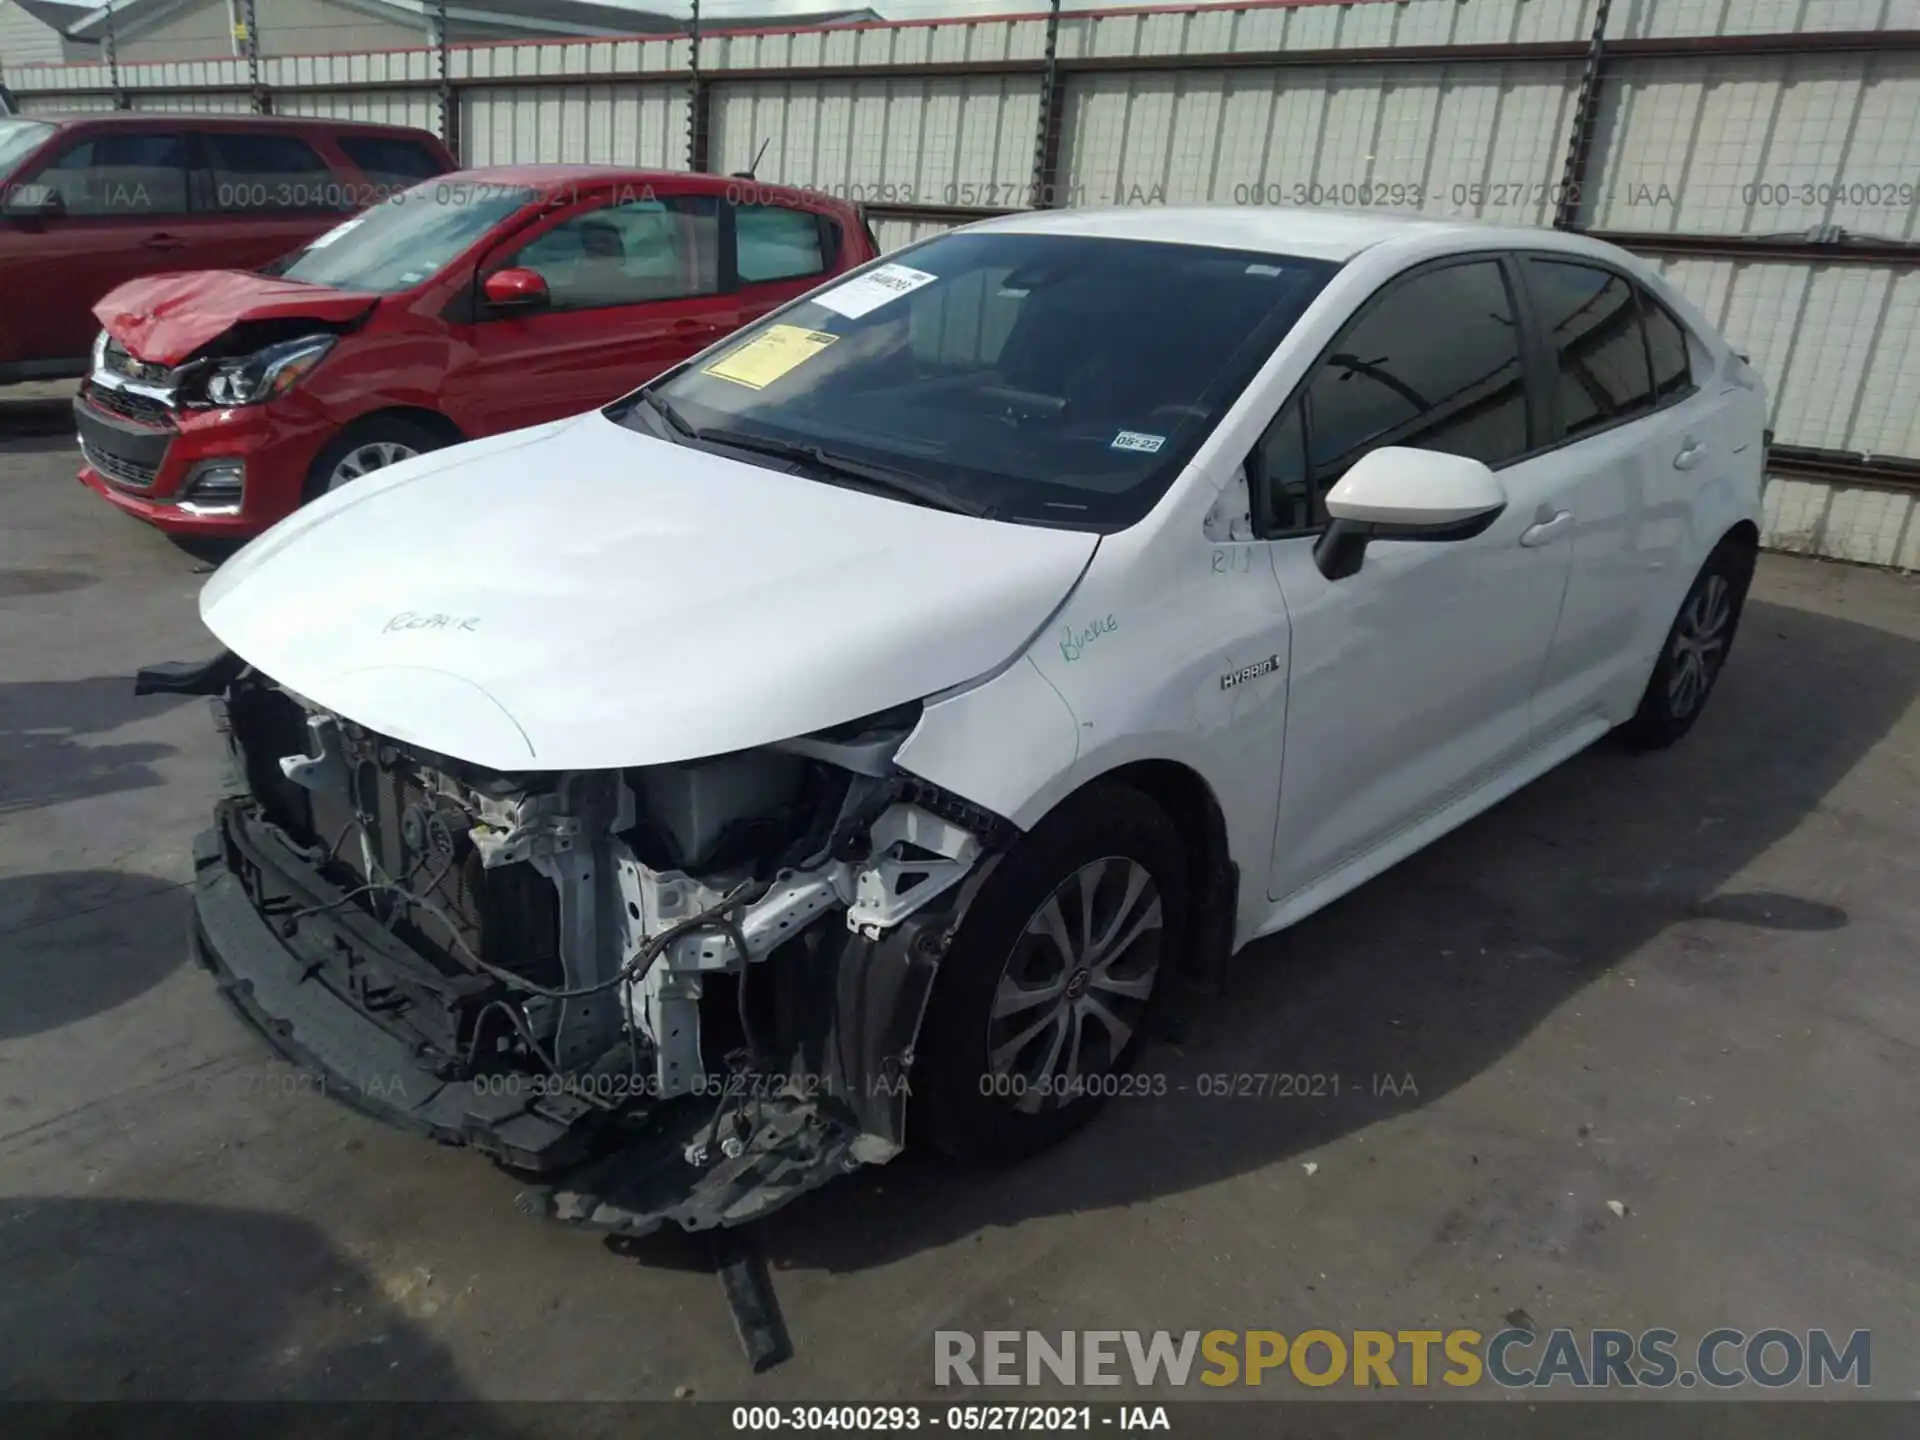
(689, 424, 995, 519)
(638, 388, 696, 439)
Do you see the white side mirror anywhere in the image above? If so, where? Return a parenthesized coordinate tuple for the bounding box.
(1324, 446, 1507, 528)
(1315, 447, 1508, 581)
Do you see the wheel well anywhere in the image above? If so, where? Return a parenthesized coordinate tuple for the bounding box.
(351, 405, 465, 447)
(1098, 760, 1237, 993)
(1725, 519, 1760, 558)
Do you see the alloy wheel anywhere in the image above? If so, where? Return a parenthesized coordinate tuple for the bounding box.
(985, 856, 1163, 1113)
(326, 440, 418, 492)
(1667, 572, 1733, 718)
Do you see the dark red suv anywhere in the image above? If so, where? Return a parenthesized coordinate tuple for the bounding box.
(73, 166, 881, 536)
(0, 112, 455, 384)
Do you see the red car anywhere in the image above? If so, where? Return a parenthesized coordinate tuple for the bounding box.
(0, 112, 455, 384)
(74, 166, 880, 536)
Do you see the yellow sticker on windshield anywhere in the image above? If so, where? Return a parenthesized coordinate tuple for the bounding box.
(703, 324, 838, 390)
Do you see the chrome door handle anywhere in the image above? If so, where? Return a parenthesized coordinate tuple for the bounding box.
(1519, 510, 1572, 547)
(1673, 440, 1706, 470)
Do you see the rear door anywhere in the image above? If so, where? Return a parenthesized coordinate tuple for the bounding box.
(1516, 256, 1698, 742)
(450, 185, 729, 434)
(186, 125, 354, 271)
(0, 124, 195, 368)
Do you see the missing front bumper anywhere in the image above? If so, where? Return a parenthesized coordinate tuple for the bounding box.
(189, 803, 961, 1235)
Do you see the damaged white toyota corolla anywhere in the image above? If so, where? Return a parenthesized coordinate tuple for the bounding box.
(146, 207, 1766, 1235)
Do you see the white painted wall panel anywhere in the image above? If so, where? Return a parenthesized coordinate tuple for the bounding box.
(1062, 62, 1577, 223)
(871, 213, 956, 255)
(275, 88, 437, 131)
(1761, 475, 1918, 569)
(712, 76, 1038, 206)
(1653, 256, 1920, 460)
(460, 82, 686, 169)
(1590, 54, 1920, 240)
(1621, 0, 1920, 38)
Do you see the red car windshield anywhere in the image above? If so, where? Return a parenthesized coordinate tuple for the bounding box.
(278, 181, 533, 293)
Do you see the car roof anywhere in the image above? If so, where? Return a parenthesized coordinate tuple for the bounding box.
(970, 204, 1629, 265)
(440, 164, 774, 197)
(29, 111, 432, 136)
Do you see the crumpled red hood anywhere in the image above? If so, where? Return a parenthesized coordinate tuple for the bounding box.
(94, 270, 378, 365)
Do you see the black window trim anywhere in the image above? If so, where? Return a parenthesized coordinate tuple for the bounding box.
(1249, 248, 1546, 542)
(1512, 249, 1701, 459)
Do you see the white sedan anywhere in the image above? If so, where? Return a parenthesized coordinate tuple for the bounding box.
(155, 205, 1765, 1232)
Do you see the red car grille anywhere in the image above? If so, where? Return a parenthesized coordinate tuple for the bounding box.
(84, 382, 176, 431)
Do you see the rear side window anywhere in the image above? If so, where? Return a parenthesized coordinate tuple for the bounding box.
(1642, 291, 1695, 401)
(27, 132, 189, 216)
(735, 204, 826, 283)
(335, 134, 446, 191)
(1524, 259, 1656, 439)
(202, 131, 338, 212)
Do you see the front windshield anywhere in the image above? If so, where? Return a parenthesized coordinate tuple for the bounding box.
(632, 231, 1338, 529)
(0, 119, 54, 180)
(278, 181, 535, 293)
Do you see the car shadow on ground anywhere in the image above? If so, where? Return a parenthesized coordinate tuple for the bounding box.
(0, 675, 191, 818)
(0, 396, 75, 441)
(0, 1197, 532, 1429)
(721, 595, 1917, 1272)
(0, 872, 190, 1042)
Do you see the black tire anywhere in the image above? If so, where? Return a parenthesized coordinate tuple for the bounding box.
(911, 782, 1187, 1165)
(1618, 534, 1756, 751)
(302, 414, 448, 505)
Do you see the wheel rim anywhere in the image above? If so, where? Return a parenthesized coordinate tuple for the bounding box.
(985, 856, 1163, 1114)
(1667, 572, 1733, 718)
(326, 440, 418, 492)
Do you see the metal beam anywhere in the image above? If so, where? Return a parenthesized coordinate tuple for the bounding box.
(21, 29, 1916, 107)
(1554, 0, 1612, 231)
(1767, 446, 1920, 496)
(1028, 0, 1063, 209)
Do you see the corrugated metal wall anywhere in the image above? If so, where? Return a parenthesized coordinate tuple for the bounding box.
(6, 0, 1919, 568)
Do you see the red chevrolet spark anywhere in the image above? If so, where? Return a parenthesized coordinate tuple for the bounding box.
(75, 166, 879, 535)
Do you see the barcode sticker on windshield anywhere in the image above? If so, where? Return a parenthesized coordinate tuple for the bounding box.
(812, 263, 938, 319)
(1112, 431, 1166, 454)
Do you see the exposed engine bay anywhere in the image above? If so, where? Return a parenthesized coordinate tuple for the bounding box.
(165, 655, 1012, 1235)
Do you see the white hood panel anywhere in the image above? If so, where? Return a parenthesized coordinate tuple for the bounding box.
(201, 412, 1098, 771)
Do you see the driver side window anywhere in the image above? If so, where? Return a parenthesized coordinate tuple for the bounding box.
(1249, 257, 1532, 535)
(501, 195, 719, 312)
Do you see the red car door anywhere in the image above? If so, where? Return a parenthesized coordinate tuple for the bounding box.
(731, 200, 848, 325)
(1, 124, 197, 370)
(447, 186, 739, 436)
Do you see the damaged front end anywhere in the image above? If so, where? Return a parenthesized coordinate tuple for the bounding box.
(157, 654, 1011, 1235)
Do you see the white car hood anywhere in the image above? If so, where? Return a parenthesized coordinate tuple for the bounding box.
(201, 412, 1098, 772)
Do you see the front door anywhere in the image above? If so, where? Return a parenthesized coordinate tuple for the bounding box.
(451, 188, 735, 436)
(2, 127, 194, 368)
(1256, 256, 1575, 903)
